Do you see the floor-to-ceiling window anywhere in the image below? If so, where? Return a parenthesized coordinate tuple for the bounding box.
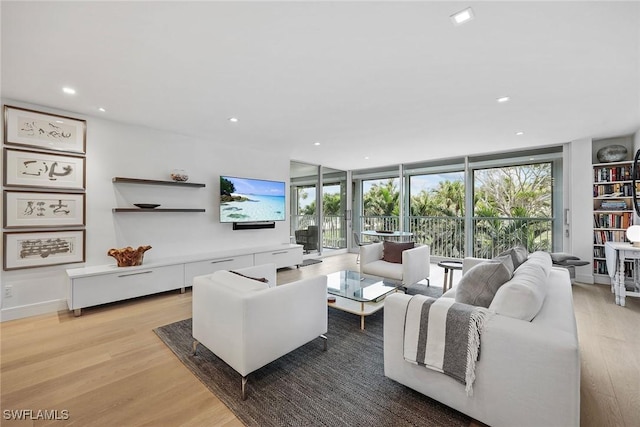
(322, 166, 348, 252)
(406, 169, 465, 258)
(291, 161, 320, 256)
(353, 167, 402, 243)
(471, 161, 554, 258)
(290, 161, 348, 256)
(350, 147, 562, 259)
(467, 147, 562, 258)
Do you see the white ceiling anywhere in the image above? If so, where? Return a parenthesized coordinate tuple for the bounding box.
(2, 1, 639, 171)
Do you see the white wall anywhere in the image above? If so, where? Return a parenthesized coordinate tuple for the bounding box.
(1, 99, 290, 320)
(567, 137, 595, 284)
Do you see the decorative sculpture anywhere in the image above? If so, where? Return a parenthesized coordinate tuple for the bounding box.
(596, 145, 628, 163)
(107, 245, 152, 267)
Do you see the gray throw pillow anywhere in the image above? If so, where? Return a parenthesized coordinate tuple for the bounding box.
(498, 245, 529, 270)
(455, 260, 512, 308)
(492, 253, 515, 276)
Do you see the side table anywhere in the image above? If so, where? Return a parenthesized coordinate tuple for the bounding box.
(437, 260, 463, 292)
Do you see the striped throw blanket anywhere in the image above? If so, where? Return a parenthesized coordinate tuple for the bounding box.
(403, 295, 491, 395)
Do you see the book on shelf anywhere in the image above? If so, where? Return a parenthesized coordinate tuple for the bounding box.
(594, 165, 634, 183)
(599, 200, 628, 210)
(593, 230, 628, 244)
(593, 212, 633, 229)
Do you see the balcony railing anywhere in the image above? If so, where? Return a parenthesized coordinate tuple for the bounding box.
(292, 215, 346, 250)
(471, 216, 552, 258)
(408, 216, 465, 259)
(358, 215, 553, 259)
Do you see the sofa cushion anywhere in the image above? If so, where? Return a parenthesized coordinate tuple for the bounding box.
(211, 270, 269, 294)
(362, 260, 403, 281)
(498, 245, 529, 270)
(382, 241, 415, 264)
(454, 260, 512, 308)
(489, 251, 551, 321)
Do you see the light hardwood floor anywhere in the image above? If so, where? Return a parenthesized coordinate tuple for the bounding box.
(1, 253, 638, 426)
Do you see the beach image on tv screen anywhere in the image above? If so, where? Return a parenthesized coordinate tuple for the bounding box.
(220, 176, 286, 222)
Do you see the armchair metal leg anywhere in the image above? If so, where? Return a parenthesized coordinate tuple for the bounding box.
(242, 376, 248, 400)
(192, 340, 198, 356)
(320, 334, 328, 351)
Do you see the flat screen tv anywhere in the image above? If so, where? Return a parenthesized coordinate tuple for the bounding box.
(220, 175, 286, 223)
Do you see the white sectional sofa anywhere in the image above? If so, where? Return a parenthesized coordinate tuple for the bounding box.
(384, 253, 580, 427)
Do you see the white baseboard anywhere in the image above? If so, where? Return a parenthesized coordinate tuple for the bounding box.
(1, 299, 68, 322)
(576, 273, 595, 285)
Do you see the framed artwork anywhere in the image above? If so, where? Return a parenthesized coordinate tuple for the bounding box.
(3, 148, 85, 191)
(4, 190, 86, 228)
(4, 105, 86, 154)
(3, 230, 86, 271)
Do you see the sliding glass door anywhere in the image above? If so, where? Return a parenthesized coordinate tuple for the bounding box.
(290, 161, 348, 256)
(291, 161, 320, 256)
(322, 166, 348, 253)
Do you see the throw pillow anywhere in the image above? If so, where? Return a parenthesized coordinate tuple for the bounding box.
(382, 241, 415, 264)
(230, 270, 269, 283)
(488, 251, 551, 321)
(454, 260, 512, 308)
(492, 253, 515, 276)
(498, 245, 529, 270)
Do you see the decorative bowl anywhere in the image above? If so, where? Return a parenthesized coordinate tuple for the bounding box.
(134, 203, 161, 209)
(170, 169, 189, 182)
(108, 245, 152, 267)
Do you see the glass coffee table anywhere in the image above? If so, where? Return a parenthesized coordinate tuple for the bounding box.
(326, 270, 400, 330)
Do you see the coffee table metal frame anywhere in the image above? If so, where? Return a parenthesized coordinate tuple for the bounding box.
(326, 270, 399, 330)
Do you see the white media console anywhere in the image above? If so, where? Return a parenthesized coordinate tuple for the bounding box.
(66, 243, 303, 316)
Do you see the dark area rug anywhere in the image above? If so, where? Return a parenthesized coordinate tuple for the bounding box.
(154, 307, 469, 426)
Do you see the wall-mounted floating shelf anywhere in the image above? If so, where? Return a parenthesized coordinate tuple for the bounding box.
(112, 177, 206, 187)
(112, 208, 206, 213)
(112, 176, 206, 212)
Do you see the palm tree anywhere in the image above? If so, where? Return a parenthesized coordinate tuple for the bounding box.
(363, 179, 400, 230)
(323, 193, 341, 216)
(409, 180, 465, 257)
(363, 179, 399, 216)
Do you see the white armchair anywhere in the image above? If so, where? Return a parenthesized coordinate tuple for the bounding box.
(359, 242, 430, 286)
(192, 263, 328, 399)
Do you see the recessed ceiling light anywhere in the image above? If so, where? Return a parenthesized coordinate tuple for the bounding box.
(62, 87, 76, 95)
(98, 107, 106, 112)
(516, 131, 524, 136)
(228, 117, 238, 123)
(364, 156, 370, 160)
(497, 96, 511, 103)
(314, 142, 321, 146)
(450, 7, 474, 26)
